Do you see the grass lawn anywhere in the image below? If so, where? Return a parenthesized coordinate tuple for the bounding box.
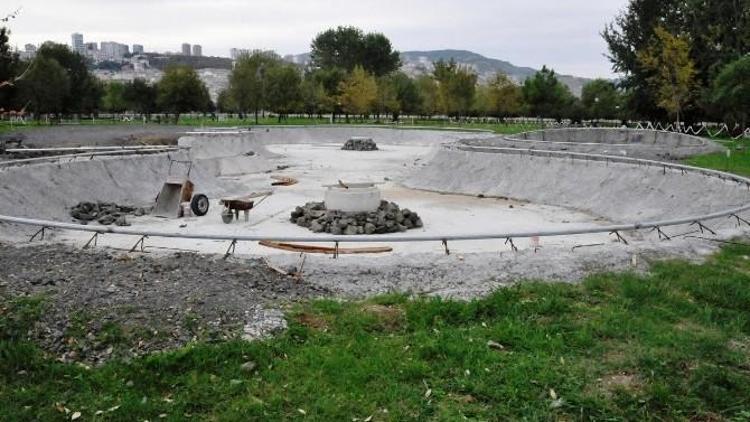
(684, 139, 750, 177)
(2, 245, 750, 420)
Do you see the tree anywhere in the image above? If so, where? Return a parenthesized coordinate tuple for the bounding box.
(101, 81, 127, 113)
(337, 65, 377, 120)
(266, 63, 302, 122)
(637, 27, 696, 125)
(603, 0, 750, 120)
(484, 73, 522, 118)
(122, 78, 157, 117)
(581, 79, 622, 121)
(228, 51, 279, 123)
(711, 56, 750, 128)
(375, 75, 400, 122)
(17, 56, 70, 118)
(310, 26, 400, 77)
(389, 72, 421, 120)
(521, 66, 572, 120)
(300, 77, 329, 118)
(216, 89, 236, 113)
(37, 42, 101, 115)
(156, 65, 210, 122)
(415, 75, 439, 118)
(0, 27, 21, 109)
(433, 59, 477, 119)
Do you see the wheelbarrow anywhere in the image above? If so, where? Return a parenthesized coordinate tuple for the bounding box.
(220, 191, 272, 223)
(153, 159, 210, 218)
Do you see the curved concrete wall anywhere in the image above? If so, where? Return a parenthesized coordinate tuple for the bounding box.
(405, 149, 750, 223)
(460, 128, 725, 160)
(0, 153, 231, 222)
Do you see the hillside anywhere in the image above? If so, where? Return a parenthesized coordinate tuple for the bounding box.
(287, 49, 592, 96)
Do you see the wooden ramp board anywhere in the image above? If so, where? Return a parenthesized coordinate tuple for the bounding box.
(258, 240, 393, 255)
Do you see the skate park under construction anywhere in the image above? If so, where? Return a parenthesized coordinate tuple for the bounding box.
(0, 126, 747, 297)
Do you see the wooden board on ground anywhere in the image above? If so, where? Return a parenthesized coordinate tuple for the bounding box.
(258, 240, 393, 255)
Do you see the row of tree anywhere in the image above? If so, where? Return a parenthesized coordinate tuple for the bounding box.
(604, 0, 750, 127)
(2, 16, 748, 127)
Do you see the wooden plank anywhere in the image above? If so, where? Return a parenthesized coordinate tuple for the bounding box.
(258, 240, 393, 255)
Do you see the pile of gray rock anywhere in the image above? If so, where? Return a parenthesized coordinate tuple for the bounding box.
(291, 200, 423, 235)
(342, 138, 378, 151)
(70, 202, 149, 226)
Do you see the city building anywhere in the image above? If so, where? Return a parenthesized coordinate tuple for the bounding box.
(192, 44, 202, 57)
(181, 43, 191, 56)
(71, 33, 84, 54)
(230, 48, 250, 60)
(132, 44, 144, 55)
(100, 41, 129, 61)
(19, 43, 37, 60)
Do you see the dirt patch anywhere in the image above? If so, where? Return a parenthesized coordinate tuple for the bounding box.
(600, 373, 641, 392)
(361, 304, 405, 331)
(296, 312, 330, 331)
(0, 243, 329, 364)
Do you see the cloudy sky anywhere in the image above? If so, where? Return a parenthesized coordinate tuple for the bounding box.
(5, 0, 629, 78)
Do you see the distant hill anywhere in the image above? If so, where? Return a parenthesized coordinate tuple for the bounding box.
(286, 49, 592, 96)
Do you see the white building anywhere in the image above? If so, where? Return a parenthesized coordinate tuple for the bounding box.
(71, 33, 84, 54)
(192, 44, 202, 57)
(132, 44, 144, 55)
(100, 41, 129, 61)
(181, 43, 191, 56)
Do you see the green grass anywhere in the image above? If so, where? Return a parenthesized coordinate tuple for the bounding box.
(684, 139, 750, 177)
(3, 245, 750, 420)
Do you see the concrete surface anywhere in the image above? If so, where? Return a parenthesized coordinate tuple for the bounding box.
(1, 126, 748, 299)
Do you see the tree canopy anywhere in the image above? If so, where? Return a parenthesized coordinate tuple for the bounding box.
(522, 66, 573, 120)
(581, 79, 622, 121)
(711, 56, 750, 128)
(310, 26, 400, 77)
(156, 65, 210, 120)
(338, 65, 378, 118)
(433, 59, 477, 118)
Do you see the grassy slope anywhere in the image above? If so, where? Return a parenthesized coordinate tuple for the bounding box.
(684, 139, 750, 177)
(2, 246, 750, 420)
(2, 121, 750, 420)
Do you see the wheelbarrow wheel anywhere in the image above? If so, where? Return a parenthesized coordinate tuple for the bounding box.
(190, 194, 210, 216)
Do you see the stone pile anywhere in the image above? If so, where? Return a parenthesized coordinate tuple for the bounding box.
(342, 138, 378, 151)
(291, 200, 422, 235)
(70, 202, 149, 226)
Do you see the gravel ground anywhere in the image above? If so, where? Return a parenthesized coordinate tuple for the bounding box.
(0, 243, 329, 365)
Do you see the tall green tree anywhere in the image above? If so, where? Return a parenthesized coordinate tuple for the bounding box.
(266, 63, 302, 122)
(228, 51, 279, 123)
(101, 81, 127, 113)
(484, 73, 522, 118)
(17, 56, 70, 118)
(122, 79, 157, 117)
(711, 56, 750, 128)
(415, 75, 439, 118)
(433, 59, 477, 119)
(156, 65, 210, 122)
(0, 27, 21, 109)
(310, 26, 400, 77)
(389, 72, 421, 120)
(603, 0, 750, 120)
(299, 77, 329, 118)
(581, 79, 622, 121)
(637, 27, 696, 125)
(521, 66, 572, 120)
(37, 42, 101, 115)
(338, 65, 377, 119)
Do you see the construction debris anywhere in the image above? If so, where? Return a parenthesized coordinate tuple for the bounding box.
(70, 202, 148, 226)
(271, 175, 298, 186)
(342, 137, 378, 151)
(259, 240, 393, 255)
(291, 200, 423, 235)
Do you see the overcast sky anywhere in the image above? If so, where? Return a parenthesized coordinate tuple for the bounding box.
(5, 0, 630, 78)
